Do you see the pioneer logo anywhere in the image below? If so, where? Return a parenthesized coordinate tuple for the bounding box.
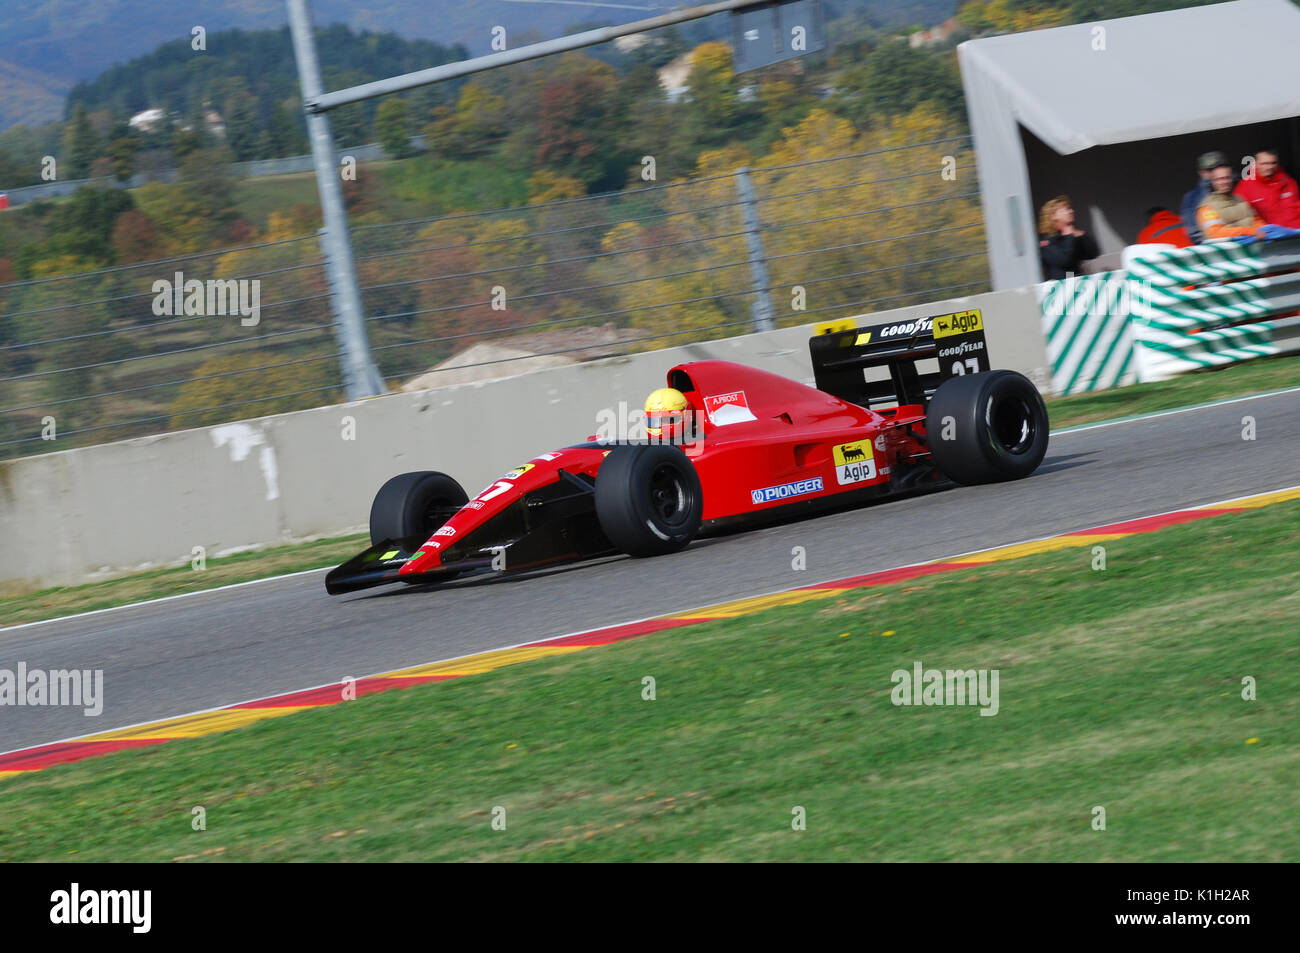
(750, 477, 823, 505)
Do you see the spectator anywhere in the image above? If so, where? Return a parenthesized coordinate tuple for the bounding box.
(1180, 150, 1227, 244)
(1038, 195, 1099, 280)
(1196, 162, 1268, 240)
(1235, 149, 1300, 228)
(1136, 206, 1192, 247)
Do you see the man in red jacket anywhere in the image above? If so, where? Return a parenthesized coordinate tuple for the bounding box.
(1235, 150, 1300, 228)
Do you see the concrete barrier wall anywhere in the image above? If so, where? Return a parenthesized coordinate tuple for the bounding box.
(0, 286, 1047, 588)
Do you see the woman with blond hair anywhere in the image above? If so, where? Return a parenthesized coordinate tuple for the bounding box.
(1038, 195, 1098, 280)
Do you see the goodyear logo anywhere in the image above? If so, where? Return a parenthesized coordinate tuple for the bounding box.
(932, 309, 983, 339)
(877, 317, 933, 339)
(751, 477, 824, 505)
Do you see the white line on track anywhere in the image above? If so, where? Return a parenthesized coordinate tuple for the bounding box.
(3, 482, 1297, 761)
(1050, 383, 1300, 436)
(5, 384, 1299, 634)
(1, 567, 327, 633)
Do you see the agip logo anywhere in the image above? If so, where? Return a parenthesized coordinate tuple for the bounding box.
(932, 309, 983, 339)
(832, 441, 877, 485)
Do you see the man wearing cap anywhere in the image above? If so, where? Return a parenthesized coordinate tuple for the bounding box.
(1196, 161, 1272, 241)
(1180, 151, 1227, 244)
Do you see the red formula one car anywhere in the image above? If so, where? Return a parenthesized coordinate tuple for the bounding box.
(325, 309, 1048, 594)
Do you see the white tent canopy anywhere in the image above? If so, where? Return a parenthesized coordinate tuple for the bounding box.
(958, 0, 1300, 289)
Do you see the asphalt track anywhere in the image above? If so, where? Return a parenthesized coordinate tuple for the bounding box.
(2, 389, 1298, 754)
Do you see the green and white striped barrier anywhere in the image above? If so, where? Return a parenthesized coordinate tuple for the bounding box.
(1038, 238, 1300, 393)
(1126, 239, 1300, 288)
(1038, 271, 1138, 396)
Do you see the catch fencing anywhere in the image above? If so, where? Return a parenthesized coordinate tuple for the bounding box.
(0, 136, 987, 459)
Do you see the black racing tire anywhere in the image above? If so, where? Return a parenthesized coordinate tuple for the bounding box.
(595, 445, 703, 557)
(369, 471, 469, 546)
(926, 370, 1049, 486)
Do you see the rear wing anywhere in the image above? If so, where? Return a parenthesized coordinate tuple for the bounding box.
(809, 308, 990, 409)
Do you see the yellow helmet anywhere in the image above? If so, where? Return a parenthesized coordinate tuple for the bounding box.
(644, 387, 690, 437)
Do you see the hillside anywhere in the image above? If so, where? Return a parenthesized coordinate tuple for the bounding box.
(0, 0, 959, 132)
(0, 57, 68, 131)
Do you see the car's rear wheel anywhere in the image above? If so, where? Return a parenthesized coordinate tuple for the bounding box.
(925, 370, 1049, 485)
(369, 471, 469, 546)
(595, 445, 703, 557)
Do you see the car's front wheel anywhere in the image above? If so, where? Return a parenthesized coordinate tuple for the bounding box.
(369, 471, 469, 546)
(595, 445, 703, 557)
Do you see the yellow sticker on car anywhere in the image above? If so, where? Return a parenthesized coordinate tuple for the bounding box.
(502, 463, 535, 479)
(932, 309, 983, 339)
(832, 441, 877, 485)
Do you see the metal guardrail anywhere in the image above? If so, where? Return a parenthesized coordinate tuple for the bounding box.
(1128, 237, 1300, 380)
(1266, 312, 1300, 355)
(0, 137, 429, 208)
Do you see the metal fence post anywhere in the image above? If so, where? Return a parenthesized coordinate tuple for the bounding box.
(735, 167, 775, 332)
(286, 0, 385, 400)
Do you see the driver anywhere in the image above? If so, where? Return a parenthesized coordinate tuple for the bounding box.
(644, 387, 690, 441)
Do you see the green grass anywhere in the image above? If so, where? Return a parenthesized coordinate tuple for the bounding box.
(378, 155, 530, 220)
(2, 352, 1296, 624)
(1, 500, 1295, 861)
(0, 534, 366, 625)
(227, 154, 533, 229)
(1045, 353, 1298, 429)
(231, 174, 323, 231)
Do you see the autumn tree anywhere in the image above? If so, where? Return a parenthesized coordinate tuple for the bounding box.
(685, 43, 742, 139)
(957, 0, 1072, 34)
(527, 170, 586, 204)
(110, 209, 168, 263)
(12, 256, 119, 411)
(756, 106, 984, 324)
(224, 90, 262, 161)
(168, 351, 339, 429)
(134, 147, 244, 252)
(62, 104, 101, 179)
(535, 60, 621, 187)
(833, 42, 966, 128)
(43, 185, 135, 264)
(376, 98, 414, 159)
(424, 82, 508, 159)
(105, 136, 141, 181)
(264, 100, 307, 158)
